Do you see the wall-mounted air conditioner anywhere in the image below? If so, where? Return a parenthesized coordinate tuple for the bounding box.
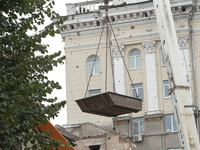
(133, 134, 143, 142)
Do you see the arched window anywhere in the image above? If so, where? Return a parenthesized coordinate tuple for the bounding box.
(130, 50, 142, 69)
(88, 57, 100, 76)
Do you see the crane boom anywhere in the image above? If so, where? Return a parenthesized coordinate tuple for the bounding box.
(153, 0, 200, 149)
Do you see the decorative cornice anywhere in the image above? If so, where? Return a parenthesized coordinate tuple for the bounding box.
(142, 41, 156, 54)
(62, 18, 158, 38)
(111, 45, 125, 58)
(62, 0, 195, 38)
(61, 13, 191, 38)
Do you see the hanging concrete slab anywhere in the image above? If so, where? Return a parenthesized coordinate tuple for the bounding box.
(75, 92, 142, 117)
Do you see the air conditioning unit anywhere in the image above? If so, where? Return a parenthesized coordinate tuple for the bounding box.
(133, 134, 143, 142)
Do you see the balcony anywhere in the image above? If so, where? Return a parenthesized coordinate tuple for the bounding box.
(66, 0, 153, 15)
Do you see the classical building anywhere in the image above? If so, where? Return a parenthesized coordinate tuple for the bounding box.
(60, 0, 200, 149)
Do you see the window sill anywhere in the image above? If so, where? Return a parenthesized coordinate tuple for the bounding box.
(130, 68, 142, 70)
(165, 131, 177, 135)
(164, 97, 171, 99)
(88, 74, 100, 77)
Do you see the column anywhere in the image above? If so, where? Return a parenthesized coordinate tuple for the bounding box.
(111, 45, 125, 95)
(89, 3, 92, 12)
(93, 3, 95, 10)
(142, 41, 160, 115)
(81, 5, 84, 13)
(77, 5, 80, 14)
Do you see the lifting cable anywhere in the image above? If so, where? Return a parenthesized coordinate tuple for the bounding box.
(84, 0, 139, 98)
(105, 14, 109, 92)
(84, 23, 105, 97)
(108, 21, 116, 93)
(108, 21, 138, 98)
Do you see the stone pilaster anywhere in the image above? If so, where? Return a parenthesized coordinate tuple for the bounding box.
(142, 41, 160, 115)
(111, 45, 124, 58)
(111, 45, 125, 95)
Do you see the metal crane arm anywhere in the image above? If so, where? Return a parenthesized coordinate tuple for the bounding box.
(153, 0, 200, 149)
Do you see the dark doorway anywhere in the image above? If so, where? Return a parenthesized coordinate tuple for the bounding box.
(89, 145, 100, 150)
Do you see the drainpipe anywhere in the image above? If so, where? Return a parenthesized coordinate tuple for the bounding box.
(189, 0, 199, 140)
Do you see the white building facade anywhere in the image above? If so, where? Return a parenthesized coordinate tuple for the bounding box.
(61, 0, 200, 149)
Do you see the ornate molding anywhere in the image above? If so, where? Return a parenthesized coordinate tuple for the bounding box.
(179, 22, 185, 28)
(61, 4, 194, 38)
(178, 36, 189, 49)
(61, 13, 190, 38)
(192, 14, 200, 20)
(111, 45, 125, 58)
(62, 0, 195, 37)
(62, 19, 157, 38)
(146, 26, 153, 32)
(142, 41, 156, 54)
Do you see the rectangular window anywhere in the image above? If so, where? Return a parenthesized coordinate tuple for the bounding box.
(136, 55, 142, 68)
(165, 114, 177, 133)
(130, 56, 141, 69)
(133, 118, 145, 135)
(88, 57, 100, 76)
(161, 50, 166, 66)
(130, 56, 136, 69)
(132, 84, 143, 100)
(89, 89, 101, 96)
(130, 51, 141, 69)
(89, 61, 100, 76)
(115, 120, 130, 136)
(163, 80, 170, 98)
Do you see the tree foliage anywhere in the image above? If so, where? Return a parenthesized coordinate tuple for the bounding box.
(0, 0, 67, 149)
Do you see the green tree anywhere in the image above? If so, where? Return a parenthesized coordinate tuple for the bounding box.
(0, 0, 67, 149)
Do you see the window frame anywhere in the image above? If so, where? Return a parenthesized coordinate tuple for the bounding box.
(131, 83, 143, 100)
(133, 118, 145, 135)
(89, 89, 101, 96)
(161, 49, 166, 66)
(163, 80, 170, 98)
(130, 50, 142, 70)
(165, 114, 177, 133)
(88, 56, 100, 76)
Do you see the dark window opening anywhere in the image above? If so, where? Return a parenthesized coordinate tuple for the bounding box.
(111, 16, 115, 22)
(89, 145, 100, 150)
(144, 13, 148, 17)
(96, 21, 100, 26)
(182, 7, 186, 12)
(70, 25, 74, 29)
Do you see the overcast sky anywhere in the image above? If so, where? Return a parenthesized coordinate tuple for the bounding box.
(45, 0, 86, 125)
